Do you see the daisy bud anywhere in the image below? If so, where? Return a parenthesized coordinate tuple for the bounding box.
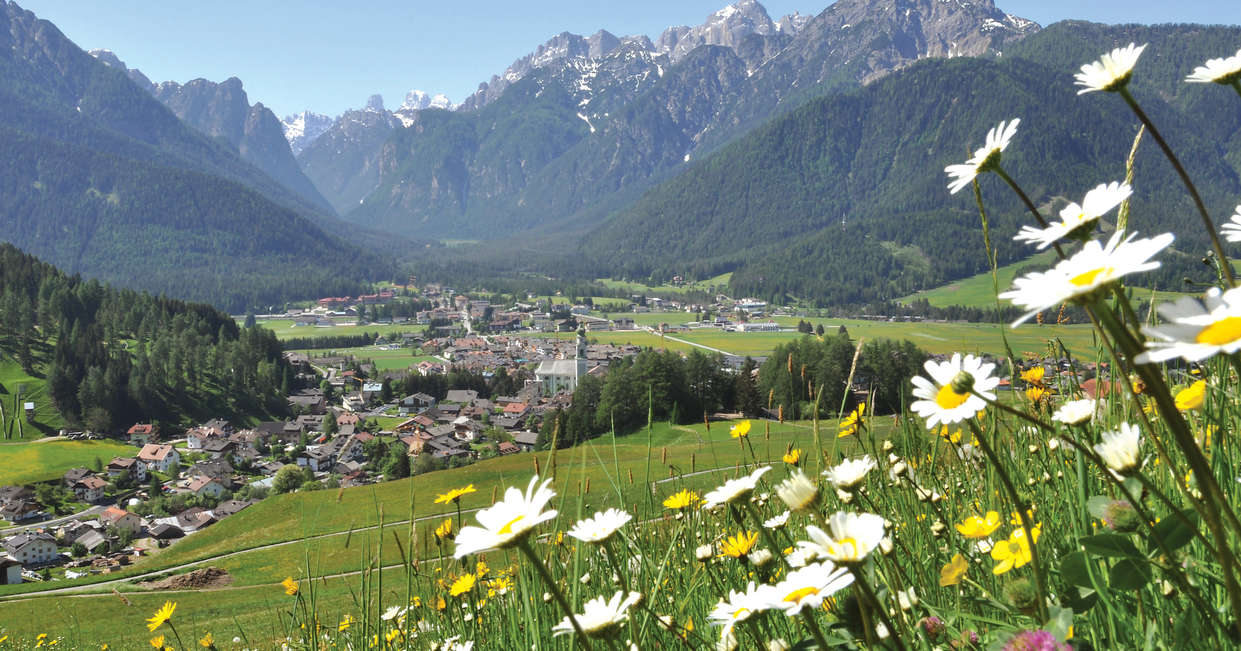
(543, 592, 553, 603)
(748, 549, 774, 567)
(898, 587, 919, 611)
(579, 572, 591, 584)
(1004, 578, 1039, 614)
(1047, 438, 1061, 451)
(880, 537, 894, 555)
(950, 370, 976, 394)
(836, 488, 855, 504)
(1162, 580, 1176, 598)
(768, 639, 791, 651)
(930, 521, 947, 538)
(882, 440, 895, 452)
(696, 544, 714, 561)
(1027, 444, 1039, 454)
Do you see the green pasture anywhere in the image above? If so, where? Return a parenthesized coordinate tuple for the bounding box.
(0, 438, 135, 485)
(294, 346, 438, 372)
(595, 272, 732, 296)
(253, 319, 422, 342)
(0, 358, 63, 440)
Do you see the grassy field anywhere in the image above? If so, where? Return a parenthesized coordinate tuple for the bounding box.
(0, 419, 875, 604)
(528, 330, 697, 353)
(595, 272, 732, 296)
(0, 438, 135, 485)
(254, 319, 423, 342)
(0, 358, 63, 441)
(294, 346, 438, 372)
(900, 250, 1193, 309)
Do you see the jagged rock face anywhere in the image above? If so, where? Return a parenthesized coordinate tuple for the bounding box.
(296, 0, 1040, 239)
(281, 111, 333, 155)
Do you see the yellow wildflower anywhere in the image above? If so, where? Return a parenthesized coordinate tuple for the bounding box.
(435, 596, 447, 611)
(434, 518, 453, 541)
(338, 615, 354, 632)
(838, 402, 866, 438)
(450, 573, 476, 597)
(434, 484, 477, 504)
(199, 632, 214, 648)
(146, 601, 176, 632)
(782, 448, 802, 465)
(149, 636, 164, 650)
(1025, 386, 1047, 404)
(282, 576, 299, 596)
(718, 531, 759, 558)
(1020, 366, 1045, 386)
(991, 525, 1041, 575)
(940, 553, 968, 586)
(1175, 380, 1206, 411)
(955, 511, 1002, 539)
(662, 489, 700, 510)
(730, 420, 752, 439)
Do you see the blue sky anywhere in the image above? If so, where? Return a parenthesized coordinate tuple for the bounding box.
(15, 0, 1241, 118)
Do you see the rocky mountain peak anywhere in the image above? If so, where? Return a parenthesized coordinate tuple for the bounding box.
(281, 111, 334, 155)
(656, 0, 780, 63)
(364, 94, 385, 112)
(400, 90, 455, 112)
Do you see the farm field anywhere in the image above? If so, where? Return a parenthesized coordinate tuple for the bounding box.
(0, 358, 62, 440)
(0, 438, 135, 485)
(526, 329, 697, 352)
(293, 346, 439, 372)
(900, 250, 1193, 308)
(595, 272, 732, 296)
(252, 318, 422, 342)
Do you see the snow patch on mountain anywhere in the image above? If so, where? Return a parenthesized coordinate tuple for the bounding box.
(401, 90, 455, 111)
(281, 111, 334, 155)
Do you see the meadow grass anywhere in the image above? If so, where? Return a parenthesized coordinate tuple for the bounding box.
(253, 320, 423, 342)
(0, 438, 134, 485)
(595, 272, 733, 296)
(0, 358, 63, 440)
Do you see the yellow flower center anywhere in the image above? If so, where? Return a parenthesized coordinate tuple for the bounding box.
(1196, 317, 1241, 346)
(1069, 267, 1111, 288)
(732, 607, 750, 619)
(784, 586, 819, 604)
(498, 515, 525, 535)
(835, 537, 861, 561)
(935, 384, 969, 410)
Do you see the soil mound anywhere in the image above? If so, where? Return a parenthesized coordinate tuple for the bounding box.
(147, 566, 232, 590)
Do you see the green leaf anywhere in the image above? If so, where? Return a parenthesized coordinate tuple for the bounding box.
(1109, 557, 1152, 590)
(1059, 586, 1099, 613)
(1044, 605, 1075, 640)
(1060, 550, 1095, 588)
(1147, 509, 1199, 554)
(1087, 495, 1112, 520)
(1080, 533, 1143, 559)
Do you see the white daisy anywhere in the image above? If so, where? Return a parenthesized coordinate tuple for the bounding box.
(1094, 423, 1143, 475)
(702, 466, 772, 510)
(552, 591, 643, 638)
(1137, 287, 1241, 363)
(774, 470, 819, 512)
(765, 561, 855, 616)
(453, 475, 558, 558)
(800, 512, 887, 565)
(1186, 48, 1241, 85)
(1014, 182, 1132, 250)
(910, 353, 999, 429)
(763, 511, 790, 529)
(1000, 230, 1175, 326)
(1052, 399, 1097, 425)
(708, 582, 776, 640)
(823, 455, 876, 491)
(785, 545, 820, 568)
(1221, 206, 1241, 242)
(1076, 43, 1146, 94)
(567, 508, 633, 544)
(945, 119, 1020, 194)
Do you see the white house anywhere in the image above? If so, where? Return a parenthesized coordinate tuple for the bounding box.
(99, 506, 144, 536)
(3, 532, 58, 566)
(137, 444, 180, 474)
(186, 475, 228, 499)
(0, 555, 21, 584)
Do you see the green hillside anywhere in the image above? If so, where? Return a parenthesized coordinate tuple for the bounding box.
(580, 23, 1241, 306)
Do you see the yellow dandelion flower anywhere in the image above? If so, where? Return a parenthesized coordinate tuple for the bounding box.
(149, 636, 164, 650)
(662, 489, 700, 510)
(730, 420, 752, 439)
(718, 531, 759, 558)
(338, 614, 354, 632)
(434, 518, 453, 541)
(838, 402, 867, 438)
(435, 596, 447, 611)
(146, 601, 176, 632)
(1020, 366, 1045, 386)
(199, 632, 214, 648)
(386, 629, 402, 644)
(475, 560, 490, 578)
(956, 511, 1002, 539)
(281, 576, 299, 596)
(1175, 380, 1206, 411)
(782, 448, 802, 465)
(1010, 508, 1036, 525)
(1025, 386, 1047, 404)
(940, 553, 968, 586)
(434, 484, 477, 504)
(450, 573, 476, 597)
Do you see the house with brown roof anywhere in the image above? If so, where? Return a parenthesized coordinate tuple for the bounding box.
(127, 423, 160, 446)
(99, 506, 143, 536)
(137, 444, 180, 474)
(72, 475, 109, 503)
(107, 457, 146, 483)
(185, 475, 228, 499)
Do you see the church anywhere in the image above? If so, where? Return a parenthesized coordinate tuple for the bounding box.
(534, 330, 588, 395)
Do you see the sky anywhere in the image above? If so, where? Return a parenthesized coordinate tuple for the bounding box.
(14, 0, 1241, 119)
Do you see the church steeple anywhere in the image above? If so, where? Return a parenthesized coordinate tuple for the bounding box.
(576, 328, 587, 382)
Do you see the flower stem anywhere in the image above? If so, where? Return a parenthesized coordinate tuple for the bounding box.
(1117, 87, 1235, 287)
(848, 565, 909, 651)
(516, 537, 594, 650)
(965, 420, 1050, 624)
(800, 609, 832, 650)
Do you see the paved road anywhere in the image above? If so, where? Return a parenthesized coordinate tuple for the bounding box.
(0, 504, 108, 536)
